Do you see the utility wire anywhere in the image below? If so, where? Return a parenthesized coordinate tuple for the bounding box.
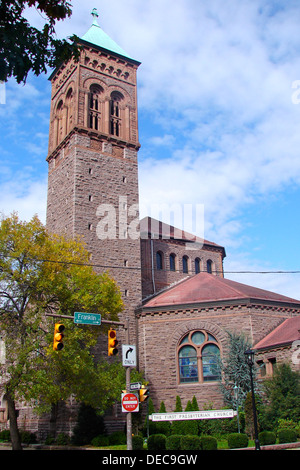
(1, 252, 300, 275)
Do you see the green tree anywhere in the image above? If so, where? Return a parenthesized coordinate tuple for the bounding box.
(261, 363, 300, 429)
(219, 331, 257, 407)
(0, 213, 123, 449)
(244, 392, 260, 439)
(171, 395, 185, 435)
(156, 401, 170, 436)
(0, 1, 80, 83)
(144, 398, 156, 436)
(182, 400, 198, 435)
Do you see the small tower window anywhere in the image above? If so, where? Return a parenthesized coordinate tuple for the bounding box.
(156, 251, 163, 270)
(88, 85, 103, 131)
(182, 255, 189, 273)
(110, 91, 124, 137)
(195, 257, 200, 274)
(207, 259, 213, 274)
(170, 253, 176, 272)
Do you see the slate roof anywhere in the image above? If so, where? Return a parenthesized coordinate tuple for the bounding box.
(143, 272, 300, 308)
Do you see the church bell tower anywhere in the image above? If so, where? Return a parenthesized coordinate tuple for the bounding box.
(46, 9, 142, 342)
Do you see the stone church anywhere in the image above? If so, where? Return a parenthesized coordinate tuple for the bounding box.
(1, 10, 299, 437)
(45, 9, 300, 412)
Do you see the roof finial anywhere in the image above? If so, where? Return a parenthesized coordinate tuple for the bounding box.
(91, 8, 99, 25)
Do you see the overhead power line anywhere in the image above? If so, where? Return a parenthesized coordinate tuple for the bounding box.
(1, 252, 300, 275)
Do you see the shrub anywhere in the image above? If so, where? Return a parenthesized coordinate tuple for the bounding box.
(180, 435, 201, 451)
(258, 431, 276, 446)
(147, 434, 166, 450)
(132, 435, 144, 450)
(91, 435, 109, 447)
(56, 433, 70, 446)
(108, 431, 126, 445)
(166, 435, 182, 450)
(0, 430, 10, 441)
(200, 435, 218, 450)
(278, 429, 297, 444)
(44, 435, 55, 445)
(227, 433, 249, 449)
(71, 404, 106, 446)
(20, 431, 37, 444)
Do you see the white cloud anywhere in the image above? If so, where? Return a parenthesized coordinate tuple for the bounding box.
(0, 178, 47, 224)
(224, 254, 300, 301)
(3, 0, 300, 297)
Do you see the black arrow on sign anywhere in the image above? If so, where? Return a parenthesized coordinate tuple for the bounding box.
(126, 347, 133, 359)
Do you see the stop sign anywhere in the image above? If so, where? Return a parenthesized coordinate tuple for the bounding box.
(121, 393, 139, 413)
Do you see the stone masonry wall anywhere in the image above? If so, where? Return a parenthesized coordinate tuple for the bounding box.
(136, 303, 298, 412)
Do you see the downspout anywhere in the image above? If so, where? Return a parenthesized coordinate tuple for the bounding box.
(150, 239, 156, 294)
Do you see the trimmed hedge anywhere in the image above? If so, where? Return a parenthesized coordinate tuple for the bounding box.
(258, 431, 276, 446)
(91, 435, 109, 447)
(166, 435, 182, 450)
(180, 435, 201, 450)
(200, 435, 218, 450)
(108, 431, 126, 445)
(227, 433, 249, 449)
(147, 434, 166, 450)
(132, 435, 144, 450)
(0, 430, 10, 442)
(278, 429, 297, 444)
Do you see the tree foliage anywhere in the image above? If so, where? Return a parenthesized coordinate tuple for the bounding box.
(219, 331, 257, 407)
(0, 213, 124, 448)
(260, 363, 300, 428)
(0, 1, 81, 83)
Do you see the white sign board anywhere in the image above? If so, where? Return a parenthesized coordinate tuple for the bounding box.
(121, 393, 139, 413)
(122, 345, 137, 367)
(149, 409, 236, 422)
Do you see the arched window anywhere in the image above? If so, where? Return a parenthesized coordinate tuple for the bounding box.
(55, 99, 64, 145)
(88, 85, 103, 130)
(178, 330, 221, 383)
(195, 257, 200, 274)
(170, 253, 176, 271)
(156, 251, 163, 270)
(66, 87, 73, 134)
(182, 255, 189, 273)
(110, 91, 124, 137)
(207, 259, 212, 274)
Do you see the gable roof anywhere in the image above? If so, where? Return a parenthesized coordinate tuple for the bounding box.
(140, 217, 226, 257)
(254, 316, 300, 350)
(80, 14, 140, 65)
(143, 272, 300, 308)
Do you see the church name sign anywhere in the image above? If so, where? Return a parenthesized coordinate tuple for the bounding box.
(149, 409, 236, 422)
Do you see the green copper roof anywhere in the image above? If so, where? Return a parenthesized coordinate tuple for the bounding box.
(81, 9, 139, 63)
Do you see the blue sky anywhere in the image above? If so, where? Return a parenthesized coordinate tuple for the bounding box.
(1, 0, 300, 298)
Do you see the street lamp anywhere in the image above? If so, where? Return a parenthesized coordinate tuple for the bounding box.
(244, 349, 260, 450)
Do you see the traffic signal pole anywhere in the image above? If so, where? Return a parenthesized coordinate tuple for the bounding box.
(125, 318, 132, 451)
(46, 313, 133, 449)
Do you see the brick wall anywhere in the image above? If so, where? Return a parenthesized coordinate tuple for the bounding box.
(141, 237, 224, 299)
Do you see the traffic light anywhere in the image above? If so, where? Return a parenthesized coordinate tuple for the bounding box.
(108, 328, 118, 356)
(139, 385, 149, 402)
(53, 323, 65, 351)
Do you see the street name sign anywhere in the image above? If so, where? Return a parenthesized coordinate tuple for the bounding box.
(122, 345, 137, 367)
(129, 382, 142, 391)
(149, 409, 236, 422)
(74, 312, 101, 325)
(121, 393, 139, 413)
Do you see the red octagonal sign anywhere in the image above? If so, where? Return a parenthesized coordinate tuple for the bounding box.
(121, 393, 139, 413)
